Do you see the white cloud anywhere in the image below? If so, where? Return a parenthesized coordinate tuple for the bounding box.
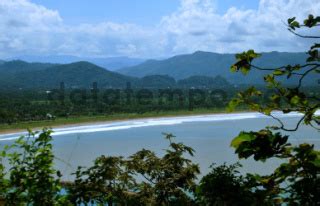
(160, 0, 319, 54)
(0, 0, 319, 58)
(0, 0, 63, 56)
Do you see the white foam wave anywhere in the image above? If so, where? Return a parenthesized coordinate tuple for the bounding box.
(0, 111, 308, 141)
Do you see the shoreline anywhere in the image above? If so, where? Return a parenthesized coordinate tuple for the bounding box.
(0, 109, 251, 135)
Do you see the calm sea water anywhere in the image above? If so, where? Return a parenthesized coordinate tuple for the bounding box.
(0, 112, 319, 180)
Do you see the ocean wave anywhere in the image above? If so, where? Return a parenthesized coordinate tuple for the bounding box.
(0, 111, 310, 141)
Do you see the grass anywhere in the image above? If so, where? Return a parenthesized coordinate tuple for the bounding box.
(0, 108, 248, 134)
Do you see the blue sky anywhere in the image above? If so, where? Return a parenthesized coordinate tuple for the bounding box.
(0, 0, 318, 58)
(31, 0, 181, 26)
(30, 0, 259, 25)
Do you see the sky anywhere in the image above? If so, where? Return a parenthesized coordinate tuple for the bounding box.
(0, 0, 319, 58)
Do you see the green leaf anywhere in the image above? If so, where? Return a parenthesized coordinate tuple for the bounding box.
(311, 158, 320, 167)
(230, 65, 237, 73)
(273, 69, 285, 76)
(290, 95, 300, 105)
(227, 99, 241, 112)
(230, 132, 255, 148)
(289, 21, 300, 30)
(307, 50, 319, 62)
(241, 67, 250, 75)
(262, 107, 273, 115)
(311, 43, 320, 50)
(264, 74, 274, 83)
(287, 17, 296, 24)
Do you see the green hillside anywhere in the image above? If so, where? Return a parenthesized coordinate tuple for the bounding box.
(0, 61, 137, 89)
(118, 51, 316, 85)
(0, 60, 233, 90)
(139, 75, 176, 88)
(177, 75, 232, 89)
(1, 51, 315, 90)
(0, 60, 55, 73)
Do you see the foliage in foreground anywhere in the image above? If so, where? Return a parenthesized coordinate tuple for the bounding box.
(228, 14, 320, 205)
(0, 130, 202, 206)
(0, 129, 63, 205)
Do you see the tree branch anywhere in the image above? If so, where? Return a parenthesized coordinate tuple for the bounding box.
(288, 29, 320, 39)
(296, 65, 320, 89)
(250, 63, 320, 75)
(269, 113, 305, 132)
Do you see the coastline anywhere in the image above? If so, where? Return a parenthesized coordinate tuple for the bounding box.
(0, 109, 250, 135)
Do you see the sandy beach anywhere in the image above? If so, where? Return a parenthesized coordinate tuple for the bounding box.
(0, 111, 243, 135)
(0, 111, 308, 139)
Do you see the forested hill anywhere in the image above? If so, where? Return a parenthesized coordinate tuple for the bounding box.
(0, 51, 317, 90)
(8, 55, 145, 71)
(0, 60, 55, 73)
(136, 75, 232, 89)
(0, 60, 232, 90)
(0, 61, 137, 89)
(118, 51, 317, 85)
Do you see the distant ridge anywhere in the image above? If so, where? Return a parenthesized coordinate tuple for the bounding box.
(0, 60, 232, 90)
(118, 51, 316, 85)
(0, 60, 137, 89)
(0, 51, 318, 90)
(8, 55, 145, 71)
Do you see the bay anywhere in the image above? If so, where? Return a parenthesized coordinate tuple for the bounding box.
(0, 112, 319, 180)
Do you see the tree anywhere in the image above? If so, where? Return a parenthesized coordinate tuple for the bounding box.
(0, 129, 66, 205)
(66, 133, 200, 205)
(228, 14, 320, 205)
(196, 163, 264, 206)
(67, 156, 136, 205)
(127, 133, 200, 205)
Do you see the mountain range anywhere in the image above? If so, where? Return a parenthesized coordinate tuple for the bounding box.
(0, 60, 136, 89)
(0, 51, 318, 90)
(0, 60, 231, 90)
(7, 55, 145, 71)
(118, 51, 315, 85)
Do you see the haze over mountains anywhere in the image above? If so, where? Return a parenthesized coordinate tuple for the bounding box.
(118, 51, 312, 84)
(7, 55, 145, 71)
(0, 61, 136, 89)
(0, 51, 318, 90)
(0, 60, 232, 90)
